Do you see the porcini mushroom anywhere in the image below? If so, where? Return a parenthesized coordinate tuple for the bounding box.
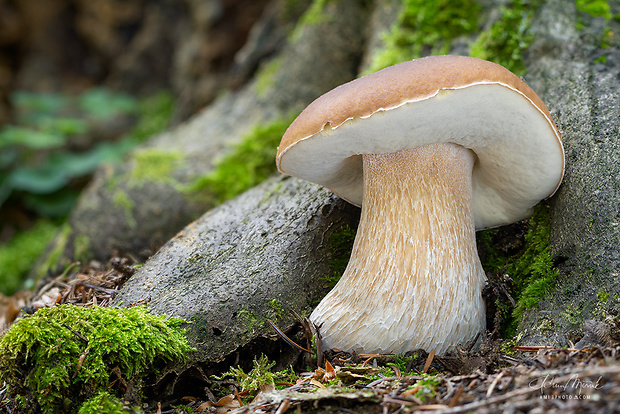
(276, 55, 564, 355)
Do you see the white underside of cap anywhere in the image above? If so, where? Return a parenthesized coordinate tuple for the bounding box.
(278, 83, 564, 229)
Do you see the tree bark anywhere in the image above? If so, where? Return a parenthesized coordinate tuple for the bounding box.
(112, 176, 359, 375)
(516, 0, 620, 345)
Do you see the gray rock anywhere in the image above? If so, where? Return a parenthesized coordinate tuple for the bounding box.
(112, 175, 359, 370)
(516, 0, 620, 345)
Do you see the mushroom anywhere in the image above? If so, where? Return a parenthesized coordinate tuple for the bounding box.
(276, 55, 564, 355)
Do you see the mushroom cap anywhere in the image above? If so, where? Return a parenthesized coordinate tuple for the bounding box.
(276, 55, 564, 229)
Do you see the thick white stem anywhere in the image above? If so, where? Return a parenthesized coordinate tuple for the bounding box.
(310, 143, 486, 355)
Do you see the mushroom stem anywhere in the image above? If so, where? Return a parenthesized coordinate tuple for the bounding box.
(310, 143, 486, 355)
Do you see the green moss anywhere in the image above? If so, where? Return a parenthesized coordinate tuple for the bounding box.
(509, 206, 559, 323)
(268, 299, 286, 320)
(479, 204, 559, 337)
(386, 353, 418, 376)
(78, 391, 140, 414)
(113, 190, 137, 229)
(128, 148, 185, 188)
(0, 220, 59, 295)
(185, 116, 296, 205)
(563, 302, 583, 324)
(469, 0, 542, 75)
(255, 56, 284, 98)
(597, 291, 610, 303)
(410, 375, 440, 402)
(218, 354, 298, 401)
(289, 0, 335, 42)
(365, 0, 481, 74)
(575, 0, 616, 59)
(237, 309, 260, 332)
(73, 233, 93, 264)
(576, 0, 612, 19)
(0, 305, 194, 414)
(130, 91, 175, 144)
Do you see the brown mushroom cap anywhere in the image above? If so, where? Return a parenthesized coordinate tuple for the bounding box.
(276, 55, 564, 229)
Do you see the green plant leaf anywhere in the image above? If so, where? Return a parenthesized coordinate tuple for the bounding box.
(37, 117, 89, 136)
(47, 149, 106, 178)
(12, 91, 68, 115)
(9, 166, 69, 194)
(78, 88, 138, 120)
(0, 126, 66, 150)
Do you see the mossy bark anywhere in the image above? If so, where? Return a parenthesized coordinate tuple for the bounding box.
(112, 176, 359, 379)
(515, 0, 620, 345)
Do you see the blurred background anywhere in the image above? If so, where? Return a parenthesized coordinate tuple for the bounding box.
(0, 0, 293, 295)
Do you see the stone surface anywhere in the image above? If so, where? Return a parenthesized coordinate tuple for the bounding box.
(112, 175, 359, 371)
(516, 0, 620, 345)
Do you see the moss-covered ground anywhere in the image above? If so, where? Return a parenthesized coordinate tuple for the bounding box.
(0, 304, 194, 413)
(469, 0, 543, 75)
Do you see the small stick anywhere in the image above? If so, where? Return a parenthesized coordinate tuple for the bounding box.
(448, 384, 465, 407)
(423, 350, 435, 373)
(63, 324, 88, 343)
(267, 319, 312, 353)
(485, 370, 505, 398)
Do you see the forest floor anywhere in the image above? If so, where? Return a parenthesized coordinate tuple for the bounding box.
(1, 260, 619, 413)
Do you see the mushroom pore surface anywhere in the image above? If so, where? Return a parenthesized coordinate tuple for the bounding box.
(309, 143, 486, 355)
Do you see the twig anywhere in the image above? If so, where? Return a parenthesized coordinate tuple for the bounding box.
(274, 398, 291, 414)
(512, 345, 578, 352)
(366, 376, 399, 388)
(62, 324, 88, 343)
(448, 384, 464, 407)
(485, 370, 504, 398)
(31, 263, 80, 302)
(76, 282, 119, 294)
(423, 350, 435, 373)
(267, 319, 312, 354)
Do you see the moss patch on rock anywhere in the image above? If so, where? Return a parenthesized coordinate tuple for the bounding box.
(469, 0, 543, 75)
(128, 148, 185, 188)
(0, 220, 58, 295)
(321, 224, 356, 290)
(113, 189, 137, 229)
(365, 0, 481, 73)
(576, 0, 612, 20)
(0, 305, 193, 414)
(77, 391, 141, 414)
(478, 204, 559, 337)
(185, 116, 297, 205)
(289, 0, 336, 42)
